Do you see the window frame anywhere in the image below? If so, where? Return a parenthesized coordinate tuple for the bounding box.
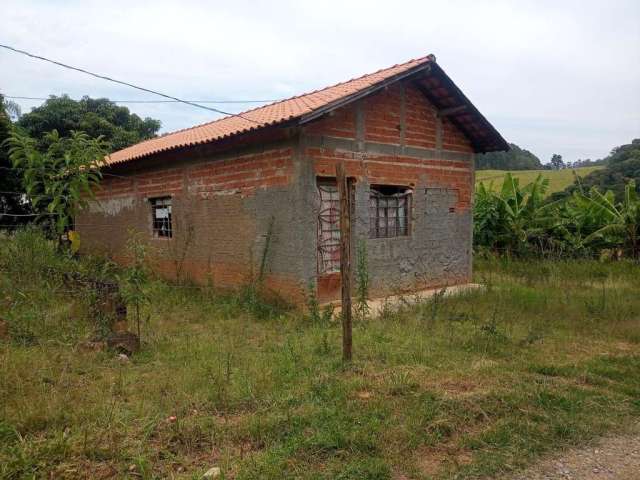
(149, 196, 173, 239)
(368, 185, 412, 239)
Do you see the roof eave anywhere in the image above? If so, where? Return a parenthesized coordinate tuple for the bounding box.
(427, 62, 509, 153)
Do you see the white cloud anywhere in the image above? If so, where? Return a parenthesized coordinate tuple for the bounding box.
(2, 0, 639, 162)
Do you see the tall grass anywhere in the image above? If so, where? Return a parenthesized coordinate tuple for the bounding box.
(1, 229, 639, 479)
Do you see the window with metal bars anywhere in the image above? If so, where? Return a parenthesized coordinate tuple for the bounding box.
(317, 181, 341, 274)
(369, 185, 411, 238)
(150, 197, 172, 238)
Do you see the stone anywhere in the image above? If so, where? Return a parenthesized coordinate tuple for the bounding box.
(203, 466, 221, 478)
(106, 331, 140, 355)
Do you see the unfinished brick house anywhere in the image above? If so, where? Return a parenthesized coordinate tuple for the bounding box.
(77, 54, 508, 304)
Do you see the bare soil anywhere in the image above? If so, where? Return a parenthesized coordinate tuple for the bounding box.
(509, 428, 640, 480)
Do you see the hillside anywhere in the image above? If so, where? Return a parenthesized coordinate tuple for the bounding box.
(475, 166, 604, 196)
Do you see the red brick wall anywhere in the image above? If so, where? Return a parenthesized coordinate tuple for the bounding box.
(187, 148, 293, 197)
(299, 82, 473, 154)
(442, 117, 473, 153)
(405, 84, 437, 149)
(304, 106, 356, 138)
(363, 85, 402, 144)
(305, 81, 473, 212)
(93, 148, 293, 201)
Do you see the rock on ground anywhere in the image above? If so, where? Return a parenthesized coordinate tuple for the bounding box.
(106, 331, 140, 355)
(202, 466, 221, 478)
(509, 430, 640, 480)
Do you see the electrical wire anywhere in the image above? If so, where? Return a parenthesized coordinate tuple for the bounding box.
(5, 95, 277, 104)
(0, 44, 260, 123)
(0, 212, 57, 217)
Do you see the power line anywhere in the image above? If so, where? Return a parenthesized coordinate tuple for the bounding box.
(0, 212, 57, 217)
(0, 44, 260, 123)
(5, 95, 278, 105)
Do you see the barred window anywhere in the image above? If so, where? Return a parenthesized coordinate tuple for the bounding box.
(150, 197, 172, 238)
(317, 181, 341, 274)
(369, 185, 411, 238)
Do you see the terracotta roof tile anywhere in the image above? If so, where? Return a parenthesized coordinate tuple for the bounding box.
(106, 55, 433, 165)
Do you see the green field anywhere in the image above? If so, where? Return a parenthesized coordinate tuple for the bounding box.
(1, 230, 639, 479)
(476, 166, 604, 196)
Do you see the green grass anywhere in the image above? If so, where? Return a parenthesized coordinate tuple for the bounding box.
(476, 166, 604, 196)
(1, 231, 639, 479)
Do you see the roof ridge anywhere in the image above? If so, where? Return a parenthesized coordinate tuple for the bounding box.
(132, 54, 433, 144)
(251, 54, 431, 109)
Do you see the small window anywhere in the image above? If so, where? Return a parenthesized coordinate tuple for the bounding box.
(369, 185, 411, 238)
(150, 197, 172, 238)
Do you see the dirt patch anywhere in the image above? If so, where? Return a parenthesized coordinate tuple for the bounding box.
(508, 428, 640, 480)
(416, 446, 473, 477)
(440, 379, 478, 396)
(356, 390, 373, 400)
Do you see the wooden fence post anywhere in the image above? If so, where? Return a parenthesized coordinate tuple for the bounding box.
(336, 162, 353, 362)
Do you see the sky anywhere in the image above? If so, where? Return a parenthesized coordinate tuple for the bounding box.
(2, 0, 639, 163)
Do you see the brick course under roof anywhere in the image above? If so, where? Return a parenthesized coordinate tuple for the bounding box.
(106, 54, 507, 165)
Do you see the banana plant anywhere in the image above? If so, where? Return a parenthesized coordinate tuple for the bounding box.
(495, 173, 554, 254)
(473, 181, 501, 249)
(474, 173, 556, 255)
(583, 180, 639, 258)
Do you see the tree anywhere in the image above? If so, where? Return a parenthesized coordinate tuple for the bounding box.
(475, 143, 543, 170)
(0, 95, 30, 227)
(550, 154, 565, 170)
(17, 95, 161, 153)
(6, 129, 106, 235)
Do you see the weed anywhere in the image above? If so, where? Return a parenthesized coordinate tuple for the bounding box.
(305, 281, 333, 326)
(355, 239, 371, 321)
(119, 231, 150, 339)
(421, 287, 447, 324)
(388, 370, 419, 396)
(1, 230, 639, 479)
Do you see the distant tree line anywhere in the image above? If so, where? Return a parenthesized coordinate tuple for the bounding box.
(476, 143, 609, 171)
(559, 139, 640, 200)
(475, 143, 543, 170)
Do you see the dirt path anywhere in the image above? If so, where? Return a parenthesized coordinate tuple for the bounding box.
(509, 430, 640, 480)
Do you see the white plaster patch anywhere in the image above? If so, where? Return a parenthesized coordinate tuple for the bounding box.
(89, 196, 136, 216)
